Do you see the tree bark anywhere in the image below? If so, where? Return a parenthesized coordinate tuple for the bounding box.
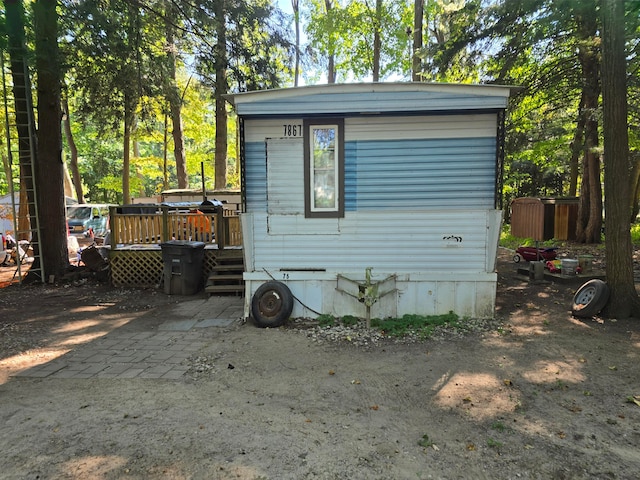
(62, 97, 84, 203)
(412, 0, 423, 81)
(214, 0, 228, 190)
(123, 98, 133, 204)
(372, 0, 382, 82)
(292, 0, 300, 86)
(574, 2, 602, 244)
(165, 2, 188, 189)
(600, 0, 640, 318)
(567, 94, 585, 197)
(325, 0, 336, 84)
(34, 0, 69, 278)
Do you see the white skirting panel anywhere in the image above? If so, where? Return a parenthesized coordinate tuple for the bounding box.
(243, 272, 497, 321)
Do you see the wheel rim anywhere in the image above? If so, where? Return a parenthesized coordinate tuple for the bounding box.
(258, 290, 283, 319)
(575, 286, 596, 305)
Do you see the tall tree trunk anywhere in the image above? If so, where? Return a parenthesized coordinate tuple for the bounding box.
(165, 2, 188, 189)
(4, 0, 38, 246)
(163, 113, 169, 190)
(325, 0, 336, 84)
(292, 0, 300, 86)
(574, 2, 602, 244)
(412, 0, 423, 81)
(372, 0, 382, 82)
(123, 99, 133, 204)
(568, 94, 585, 197)
(600, 0, 640, 317)
(34, 0, 68, 278)
(214, 0, 228, 190)
(62, 97, 84, 203)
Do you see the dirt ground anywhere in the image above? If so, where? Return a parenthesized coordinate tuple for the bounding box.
(0, 247, 639, 480)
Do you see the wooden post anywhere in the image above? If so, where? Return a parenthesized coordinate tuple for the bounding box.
(161, 206, 169, 242)
(109, 206, 118, 250)
(216, 206, 226, 249)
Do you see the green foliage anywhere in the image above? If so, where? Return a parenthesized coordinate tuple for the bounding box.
(341, 315, 360, 326)
(418, 434, 434, 448)
(499, 225, 559, 250)
(631, 224, 640, 245)
(317, 314, 336, 327)
(305, 0, 412, 81)
(487, 438, 503, 449)
(370, 311, 461, 338)
(490, 421, 507, 432)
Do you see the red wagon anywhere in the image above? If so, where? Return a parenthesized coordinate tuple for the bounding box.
(513, 246, 558, 263)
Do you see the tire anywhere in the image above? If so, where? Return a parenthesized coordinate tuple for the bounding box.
(572, 279, 609, 318)
(251, 281, 294, 328)
(513, 254, 521, 263)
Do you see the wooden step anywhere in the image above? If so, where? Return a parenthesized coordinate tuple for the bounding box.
(206, 255, 244, 296)
(205, 284, 244, 294)
(209, 265, 243, 272)
(207, 274, 242, 282)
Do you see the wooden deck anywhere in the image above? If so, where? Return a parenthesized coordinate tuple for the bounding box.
(108, 206, 242, 250)
(106, 207, 244, 295)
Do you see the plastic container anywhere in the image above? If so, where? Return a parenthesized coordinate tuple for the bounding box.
(578, 255, 594, 274)
(561, 259, 579, 276)
(160, 240, 205, 295)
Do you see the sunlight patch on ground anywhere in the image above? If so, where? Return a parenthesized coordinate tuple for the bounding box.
(57, 331, 112, 346)
(433, 372, 521, 420)
(51, 318, 131, 346)
(52, 319, 103, 333)
(504, 317, 552, 337)
(521, 359, 586, 385)
(566, 316, 594, 328)
(61, 455, 128, 479)
(68, 305, 110, 315)
(0, 348, 71, 385)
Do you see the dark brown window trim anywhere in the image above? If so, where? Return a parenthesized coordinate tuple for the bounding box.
(303, 118, 345, 218)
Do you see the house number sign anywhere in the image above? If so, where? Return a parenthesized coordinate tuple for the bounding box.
(282, 124, 303, 137)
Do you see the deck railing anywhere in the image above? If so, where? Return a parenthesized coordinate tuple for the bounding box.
(108, 206, 242, 250)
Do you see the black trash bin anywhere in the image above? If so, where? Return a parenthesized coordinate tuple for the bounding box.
(160, 240, 205, 295)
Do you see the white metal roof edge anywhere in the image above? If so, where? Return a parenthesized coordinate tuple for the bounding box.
(225, 82, 518, 106)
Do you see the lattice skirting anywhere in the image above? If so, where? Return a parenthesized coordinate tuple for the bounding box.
(109, 249, 241, 288)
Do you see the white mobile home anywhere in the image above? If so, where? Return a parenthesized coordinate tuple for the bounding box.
(227, 83, 512, 326)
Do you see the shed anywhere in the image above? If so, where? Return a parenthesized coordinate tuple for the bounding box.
(227, 82, 513, 322)
(510, 197, 578, 241)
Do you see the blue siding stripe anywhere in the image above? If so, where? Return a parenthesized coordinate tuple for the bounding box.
(345, 137, 495, 211)
(247, 136, 496, 213)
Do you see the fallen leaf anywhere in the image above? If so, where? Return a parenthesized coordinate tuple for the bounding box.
(351, 379, 361, 385)
(626, 396, 640, 407)
(609, 366, 617, 371)
(557, 431, 566, 439)
(463, 397, 472, 403)
(504, 379, 513, 387)
(328, 370, 335, 375)
(369, 405, 379, 411)
(432, 444, 439, 451)
(466, 443, 476, 451)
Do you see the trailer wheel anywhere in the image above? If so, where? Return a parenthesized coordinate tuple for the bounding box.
(572, 279, 609, 318)
(251, 281, 294, 328)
